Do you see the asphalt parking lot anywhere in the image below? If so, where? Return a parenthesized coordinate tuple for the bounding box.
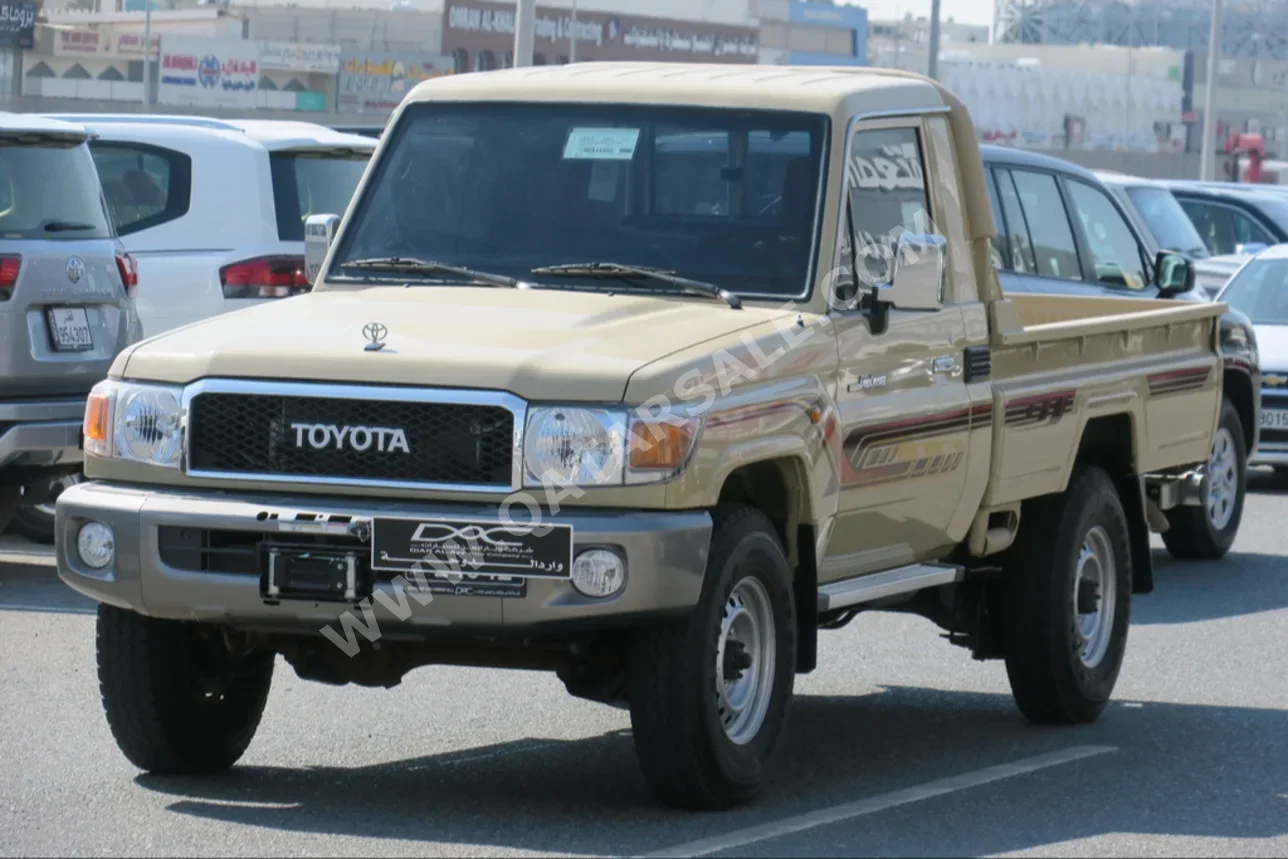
(2, 472, 1287, 858)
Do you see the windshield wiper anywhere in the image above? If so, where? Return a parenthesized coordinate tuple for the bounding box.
(530, 262, 741, 309)
(42, 220, 97, 232)
(341, 257, 529, 289)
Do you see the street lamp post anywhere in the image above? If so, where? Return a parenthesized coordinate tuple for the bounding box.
(570, 0, 577, 63)
(927, 0, 942, 80)
(514, 0, 536, 68)
(1199, 0, 1224, 180)
(140, 0, 152, 106)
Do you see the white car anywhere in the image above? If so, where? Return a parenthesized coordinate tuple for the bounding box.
(1213, 243, 1288, 470)
(41, 115, 377, 337)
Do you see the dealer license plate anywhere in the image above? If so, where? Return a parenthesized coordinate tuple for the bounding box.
(370, 517, 574, 598)
(46, 307, 93, 351)
(1261, 409, 1288, 430)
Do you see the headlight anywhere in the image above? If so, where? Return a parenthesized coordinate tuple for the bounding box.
(83, 379, 184, 468)
(523, 405, 701, 488)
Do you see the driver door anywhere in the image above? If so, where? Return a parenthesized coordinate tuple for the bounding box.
(822, 116, 978, 581)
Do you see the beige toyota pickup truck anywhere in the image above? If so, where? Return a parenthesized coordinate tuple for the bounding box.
(59, 64, 1228, 811)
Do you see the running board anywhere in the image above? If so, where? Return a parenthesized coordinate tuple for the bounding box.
(818, 563, 964, 613)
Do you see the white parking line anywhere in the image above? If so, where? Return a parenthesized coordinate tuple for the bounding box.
(640, 744, 1118, 858)
(0, 603, 95, 615)
(0, 551, 57, 567)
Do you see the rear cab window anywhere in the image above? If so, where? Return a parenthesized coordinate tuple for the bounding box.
(269, 152, 371, 242)
(0, 135, 112, 240)
(88, 142, 192, 236)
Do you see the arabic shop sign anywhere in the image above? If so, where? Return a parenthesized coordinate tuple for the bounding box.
(337, 51, 453, 112)
(158, 35, 259, 109)
(260, 40, 342, 74)
(0, 0, 35, 48)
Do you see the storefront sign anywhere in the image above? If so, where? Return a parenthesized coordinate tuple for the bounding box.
(54, 29, 103, 55)
(0, 0, 35, 49)
(337, 51, 453, 112)
(295, 91, 329, 111)
(157, 35, 259, 109)
(114, 31, 160, 58)
(261, 41, 342, 74)
(443, 0, 758, 63)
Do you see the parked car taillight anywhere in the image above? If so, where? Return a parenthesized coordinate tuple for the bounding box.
(115, 252, 139, 299)
(219, 255, 310, 299)
(0, 254, 20, 301)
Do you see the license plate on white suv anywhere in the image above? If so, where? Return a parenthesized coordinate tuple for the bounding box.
(46, 306, 93, 352)
(1261, 409, 1288, 430)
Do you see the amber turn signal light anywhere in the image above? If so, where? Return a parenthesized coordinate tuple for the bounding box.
(83, 392, 111, 454)
(629, 419, 698, 470)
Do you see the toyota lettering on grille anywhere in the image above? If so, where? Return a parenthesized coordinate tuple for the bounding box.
(290, 422, 411, 454)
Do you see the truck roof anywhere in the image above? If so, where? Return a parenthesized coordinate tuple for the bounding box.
(404, 62, 946, 116)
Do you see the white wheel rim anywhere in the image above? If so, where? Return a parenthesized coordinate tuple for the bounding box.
(714, 577, 776, 746)
(1206, 427, 1238, 532)
(1074, 525, 1117, 670)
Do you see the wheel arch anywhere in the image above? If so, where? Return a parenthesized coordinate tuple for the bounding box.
(1221, 366, 1257, 454)
(715, 455, 819, 674)
(1072, 413, 1153, 595)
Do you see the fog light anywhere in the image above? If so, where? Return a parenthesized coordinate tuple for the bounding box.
(571, 549, 626, 598)
(76, 522, 115, 570)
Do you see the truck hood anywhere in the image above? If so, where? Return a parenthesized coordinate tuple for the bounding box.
(121, 285, 797, 402)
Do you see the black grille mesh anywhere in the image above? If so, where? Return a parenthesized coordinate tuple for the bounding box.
(187, 393, 514, 486)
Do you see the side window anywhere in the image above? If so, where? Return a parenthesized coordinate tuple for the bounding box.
(994, 169, 1036, 274)
(1010, 169, 1082, 281)
(87, 142, 192, 236)
(986, 168, 1007, 270)
(1180, 200, 1232, 255)
(1065, 180, 1148, 290)
(844, 125, 930, 292)
(1230, 209, 1273, 247)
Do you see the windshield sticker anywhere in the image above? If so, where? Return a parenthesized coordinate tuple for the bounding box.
(564, 128, 641, 161)
(588, 161, 620, 202)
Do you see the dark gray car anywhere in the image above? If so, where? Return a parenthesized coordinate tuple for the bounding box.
(0, 114, 142, 541)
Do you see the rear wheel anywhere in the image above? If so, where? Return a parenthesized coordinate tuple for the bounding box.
(627, 505, 796, 810)
(1161, 397, 1245, 560)
(97, 604, 274, 774)
(0, 485, 19, 534)
(3, 473, 81, 544)
(1003, 465, 1132, 724)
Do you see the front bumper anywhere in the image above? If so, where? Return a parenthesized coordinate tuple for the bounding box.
(56, 481, 712, 631)
(0, 398, 84, 471)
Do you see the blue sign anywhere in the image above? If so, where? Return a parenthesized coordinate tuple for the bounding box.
(198, 55, 220, 89)
(788, 1, 867, 65)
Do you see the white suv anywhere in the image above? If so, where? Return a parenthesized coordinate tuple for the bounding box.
(41, 115, 377, 338)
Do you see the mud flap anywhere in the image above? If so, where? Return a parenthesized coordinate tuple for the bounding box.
(1118, 475, 1155, 595)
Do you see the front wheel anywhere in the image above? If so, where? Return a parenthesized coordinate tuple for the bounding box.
(1003, 465, 1132, 724)
(97, 605, 274, 774)
(1161, 397, 1246, 560)
(627, 505, 797, 810)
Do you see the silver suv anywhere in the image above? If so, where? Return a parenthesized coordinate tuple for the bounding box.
(0, 115, 142, 541)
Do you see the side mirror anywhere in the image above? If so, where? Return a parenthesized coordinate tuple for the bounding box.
(878, 233, 946, 311)
(1155, 249, 1195, 297)
(304, 213, 341, 286)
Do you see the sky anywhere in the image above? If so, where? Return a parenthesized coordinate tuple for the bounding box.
(840, 0, 996, 27)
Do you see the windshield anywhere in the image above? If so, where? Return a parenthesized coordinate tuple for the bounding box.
(1218, 258, 1288, 324)
(1125, 186, 1209, 258)
(269, 151, 371, 242)
(0, 138, 112, 239)
(331, 102, 828, 298)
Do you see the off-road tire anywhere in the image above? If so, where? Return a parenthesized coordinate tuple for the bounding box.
(1003, 465, 1132, 725)
(1162, 397, 1246, 560)
(627, 504, 797, 810)
(97, 604, 274, 774)
(7, 504, 56, 544)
